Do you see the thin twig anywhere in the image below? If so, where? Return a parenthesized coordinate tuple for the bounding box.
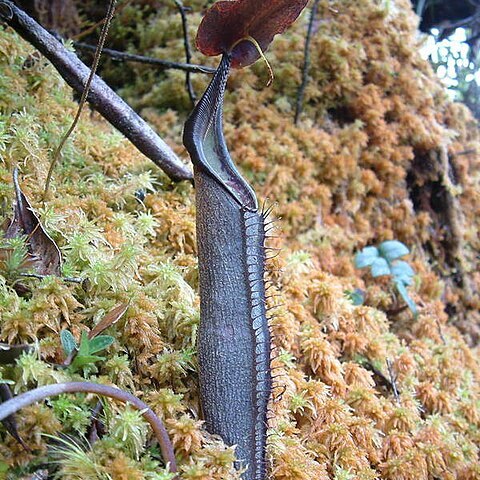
(386, 358, 400, 404)
(74, 41, 215, 74)
(43, 0, 117, 200)
(19, 272, 83, 283)
(294, 0, 319, 124)
(364, 360, 400, 398)
(436, 319, 447, 345)
(71, 0, 132, 41)
(174, 0, 196, 105)
(451, 148, 476, 157)
(0, 0, 192, 182)
(0, 382, 177, 473)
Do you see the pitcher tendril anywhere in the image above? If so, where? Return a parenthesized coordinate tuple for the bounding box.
(43, 0, 117, 200)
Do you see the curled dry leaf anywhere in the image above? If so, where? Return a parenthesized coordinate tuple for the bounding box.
(196, 0, 309, 68)
(3, 169, 62, 276)
(88, 302, 129, 339)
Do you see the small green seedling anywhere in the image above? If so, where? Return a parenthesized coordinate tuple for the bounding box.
(345, 288, 365, 306)
(61, 330, 114, 371)
(355, 240, 417, 317)
(343, 288, 365, 307)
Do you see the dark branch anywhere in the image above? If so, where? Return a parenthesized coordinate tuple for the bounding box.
(174, 0, 196, 105)
(294, 0, 320, 125)
(74, 41, 216, 75)
(0, 0, 193, 182)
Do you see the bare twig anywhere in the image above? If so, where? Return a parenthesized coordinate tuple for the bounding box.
(0, 0, 192, 182)
(0, 382, 177, 473)
(451, 148, 476, 157)
(72, 0, 132, 41)
(294, 0, 319, 124)
(436, 319, 447, 345)
(386, 358, 400, 404)
(174, 0, 196, 105)
(44, 0, 117, 199)
(19, 272, 83, 283)
(74, 42, 215, 74)
(364, 360, 400, 398)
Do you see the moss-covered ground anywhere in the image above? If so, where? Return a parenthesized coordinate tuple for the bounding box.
(1, 0, 480, 478)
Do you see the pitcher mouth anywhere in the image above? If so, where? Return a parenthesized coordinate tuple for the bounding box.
(183, 53, 258, 211)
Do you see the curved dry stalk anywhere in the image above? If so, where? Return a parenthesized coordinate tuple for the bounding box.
(0, 382, 177, 473)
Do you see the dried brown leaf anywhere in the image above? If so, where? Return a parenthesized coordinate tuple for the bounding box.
(4, 169, 61, 276)
(88, 302, 129, 339)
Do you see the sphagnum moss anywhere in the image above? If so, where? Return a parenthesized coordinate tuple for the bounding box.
(1, 0, 480, 478)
